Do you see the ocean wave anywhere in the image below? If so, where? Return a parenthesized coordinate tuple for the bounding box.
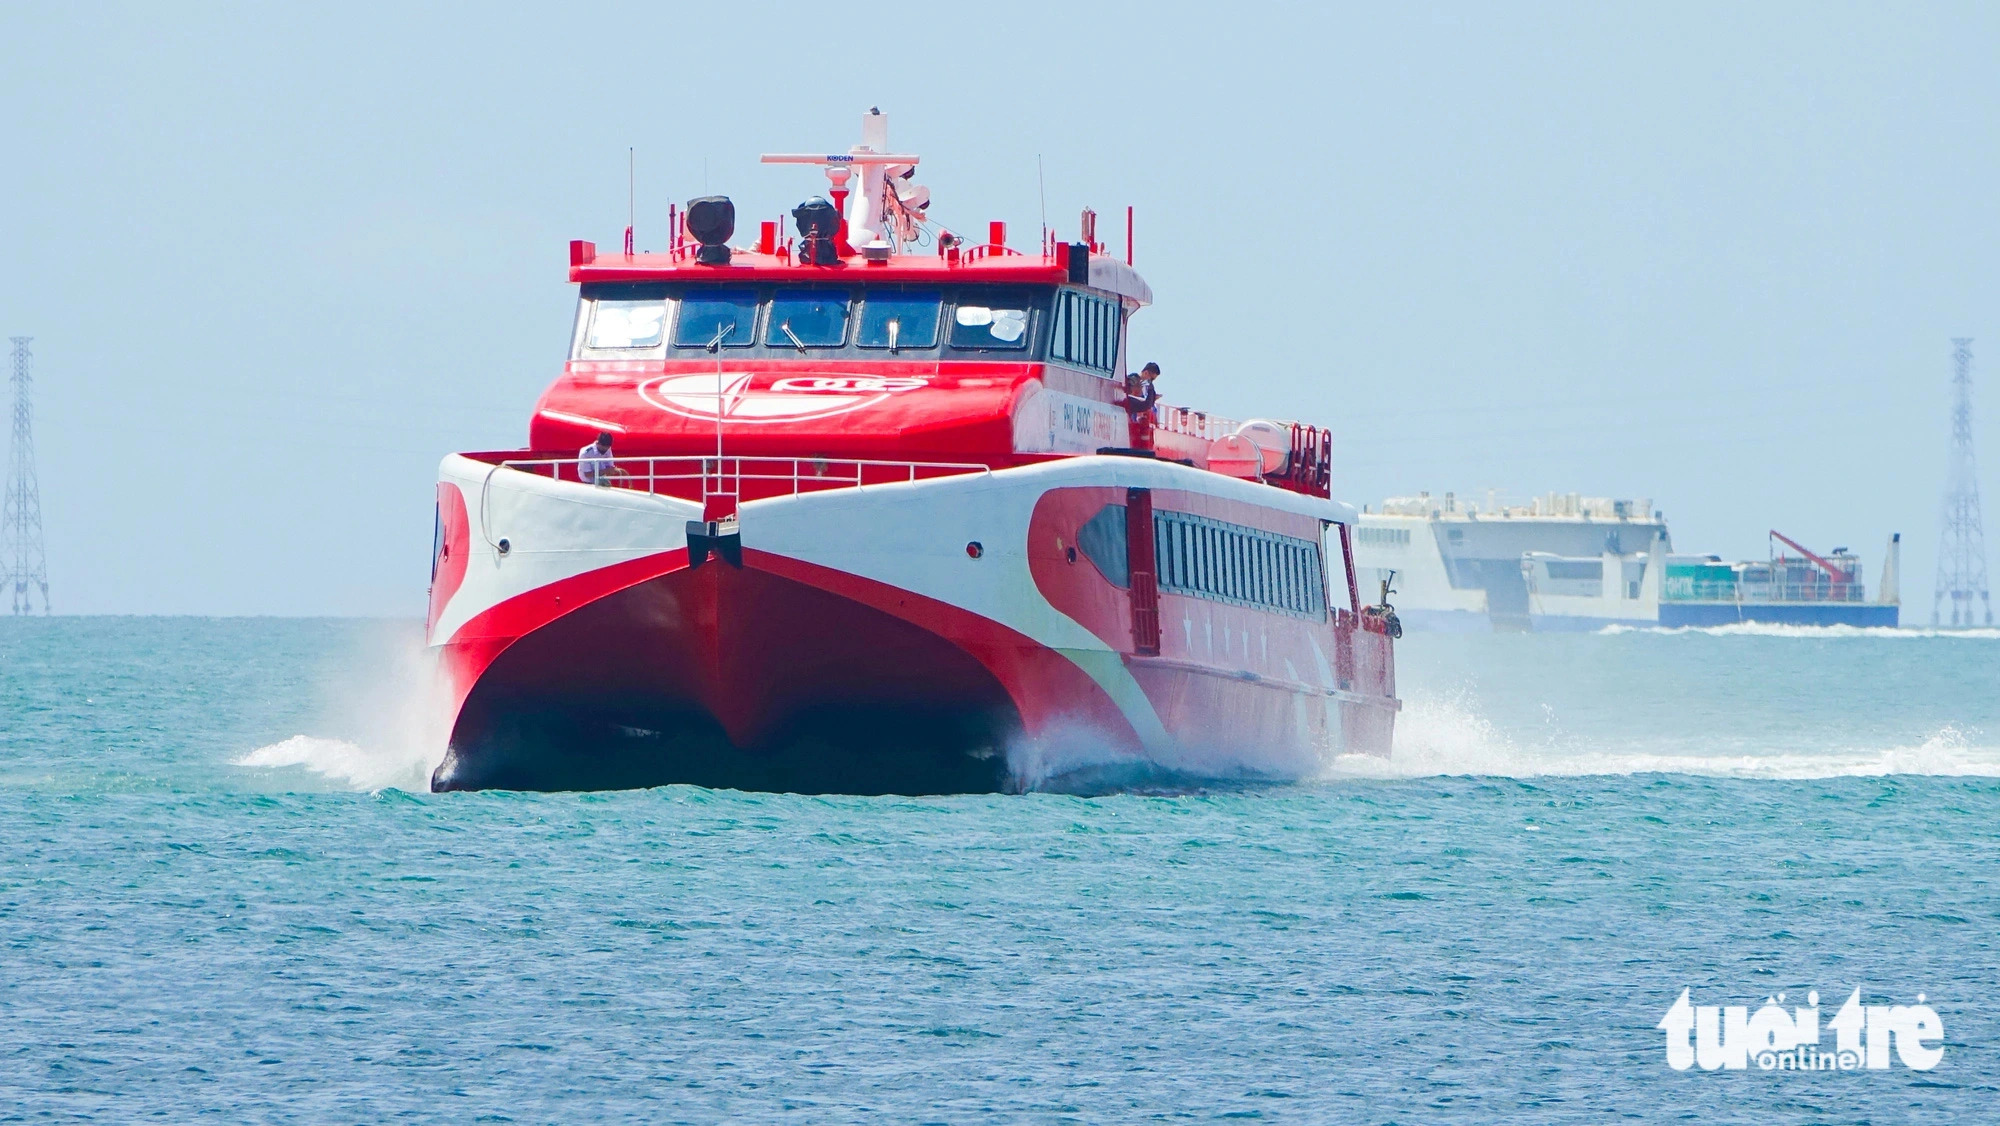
(1598, 623, 2000, 640)
(1330, 695, 2000, 780)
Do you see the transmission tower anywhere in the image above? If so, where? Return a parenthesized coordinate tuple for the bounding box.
(2, 336, 50, 615)
(1933, 338, 1990, 627)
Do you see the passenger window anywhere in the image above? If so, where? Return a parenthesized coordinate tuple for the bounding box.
(766, 290, 850, 349)
(673, 290, 758, 348)
(1223, 531, 1237, 600)
(1078, 504, 1128, 586)
(857, 292, 942, 350)
(1152, 511, 1326, 618)
(1049, 289, 1121, 373)
(1227, 532, 1239, 600)
(1327, 525, 1353, 612)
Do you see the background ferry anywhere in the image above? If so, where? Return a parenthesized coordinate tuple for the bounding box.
(1353, 491, 1669, 631)
(1355, 491, 1898, 630)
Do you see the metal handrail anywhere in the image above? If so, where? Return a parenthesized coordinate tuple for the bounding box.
(1154, 404, 1239, 441)
(957, 243, 1024, 263)
(496, 454, 991, 506)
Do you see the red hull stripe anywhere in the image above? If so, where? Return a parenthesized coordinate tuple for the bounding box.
(441, 545, 1144, 755)
(744, 548, 1142, 750)
(439, 548, 689, 716)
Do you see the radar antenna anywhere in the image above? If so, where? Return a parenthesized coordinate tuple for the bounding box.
(762, 109, 927, 255)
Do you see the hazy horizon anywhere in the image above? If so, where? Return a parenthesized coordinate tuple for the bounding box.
(2, 3, 1996, 616)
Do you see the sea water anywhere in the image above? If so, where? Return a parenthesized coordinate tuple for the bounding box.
(2, 617, 1996, 1121)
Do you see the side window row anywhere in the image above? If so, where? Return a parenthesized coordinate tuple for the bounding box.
(1154, 511, 1326, 618)
(1049, 289, 1122, 374)
(1078, 503, 1327, 618)
(1355, 526, 1411, 547)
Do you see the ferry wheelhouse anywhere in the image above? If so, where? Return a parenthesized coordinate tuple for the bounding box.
(426, 111, 1398, 793)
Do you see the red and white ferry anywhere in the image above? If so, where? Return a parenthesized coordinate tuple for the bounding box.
(426, 111, 1398, 793)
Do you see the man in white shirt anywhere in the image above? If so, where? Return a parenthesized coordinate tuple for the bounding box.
(578, 431, 619, 485)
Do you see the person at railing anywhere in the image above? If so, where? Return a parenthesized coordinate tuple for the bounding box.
(1123, 362, 1161, 451)
(578, 431, 623, 485)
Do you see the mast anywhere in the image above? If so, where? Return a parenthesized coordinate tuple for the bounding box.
(761, 110, 923, 256)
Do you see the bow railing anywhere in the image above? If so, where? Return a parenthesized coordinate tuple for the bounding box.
(493, 454, 991, 518)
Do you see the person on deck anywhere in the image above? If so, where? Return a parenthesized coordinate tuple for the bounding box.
(578, 431, 621, 485)
(1123, 362, 1161, 451)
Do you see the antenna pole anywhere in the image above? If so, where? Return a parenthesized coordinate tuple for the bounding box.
(716, 348, 723, 506)
(625, 147, 635, 256)
(1037, 155, 1047, 256)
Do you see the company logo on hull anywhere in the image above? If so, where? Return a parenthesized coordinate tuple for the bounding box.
(639, 372, 930, 423)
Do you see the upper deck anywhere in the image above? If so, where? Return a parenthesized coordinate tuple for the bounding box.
(514, 110, 1332, 501)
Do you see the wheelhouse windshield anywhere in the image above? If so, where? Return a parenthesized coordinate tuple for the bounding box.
(765, 290, 850, 349)
(949, 295, 1032, 350)
(576, 283, 1047, 357)
(857, 291, 942, 350)
(585, 299, 666, 349)
(673, 290, 758, 348)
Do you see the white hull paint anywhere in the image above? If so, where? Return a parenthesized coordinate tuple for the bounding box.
(429, 454, 1394, 791)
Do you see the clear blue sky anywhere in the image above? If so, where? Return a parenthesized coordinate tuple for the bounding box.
(2, 3, 1995, 616)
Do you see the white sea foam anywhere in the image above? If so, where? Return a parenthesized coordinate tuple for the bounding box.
(1004, 719, 1224, 792)
(234, 623, 449, 792)
(1007, 712, 1336, 792)
(235, 734, 435, 791)
(1320, 693, 2000, 781)
(1599, 623, 2000, 640)
(230, 618, 1997, 792)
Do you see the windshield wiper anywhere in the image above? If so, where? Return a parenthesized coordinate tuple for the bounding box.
(887, 317, 901, 354)
(779, 321, 807, 354)
(705, 323, 734, 353)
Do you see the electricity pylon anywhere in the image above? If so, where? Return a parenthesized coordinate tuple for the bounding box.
(1933, 338, 1990, 627)
(2, 336, 49, 614)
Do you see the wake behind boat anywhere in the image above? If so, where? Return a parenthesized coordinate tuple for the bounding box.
(424, 111, 1399, 793)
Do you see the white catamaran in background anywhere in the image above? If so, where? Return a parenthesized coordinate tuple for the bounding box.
(1353, 492, 1670, 631)
(1353, 492, 1900, 631)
